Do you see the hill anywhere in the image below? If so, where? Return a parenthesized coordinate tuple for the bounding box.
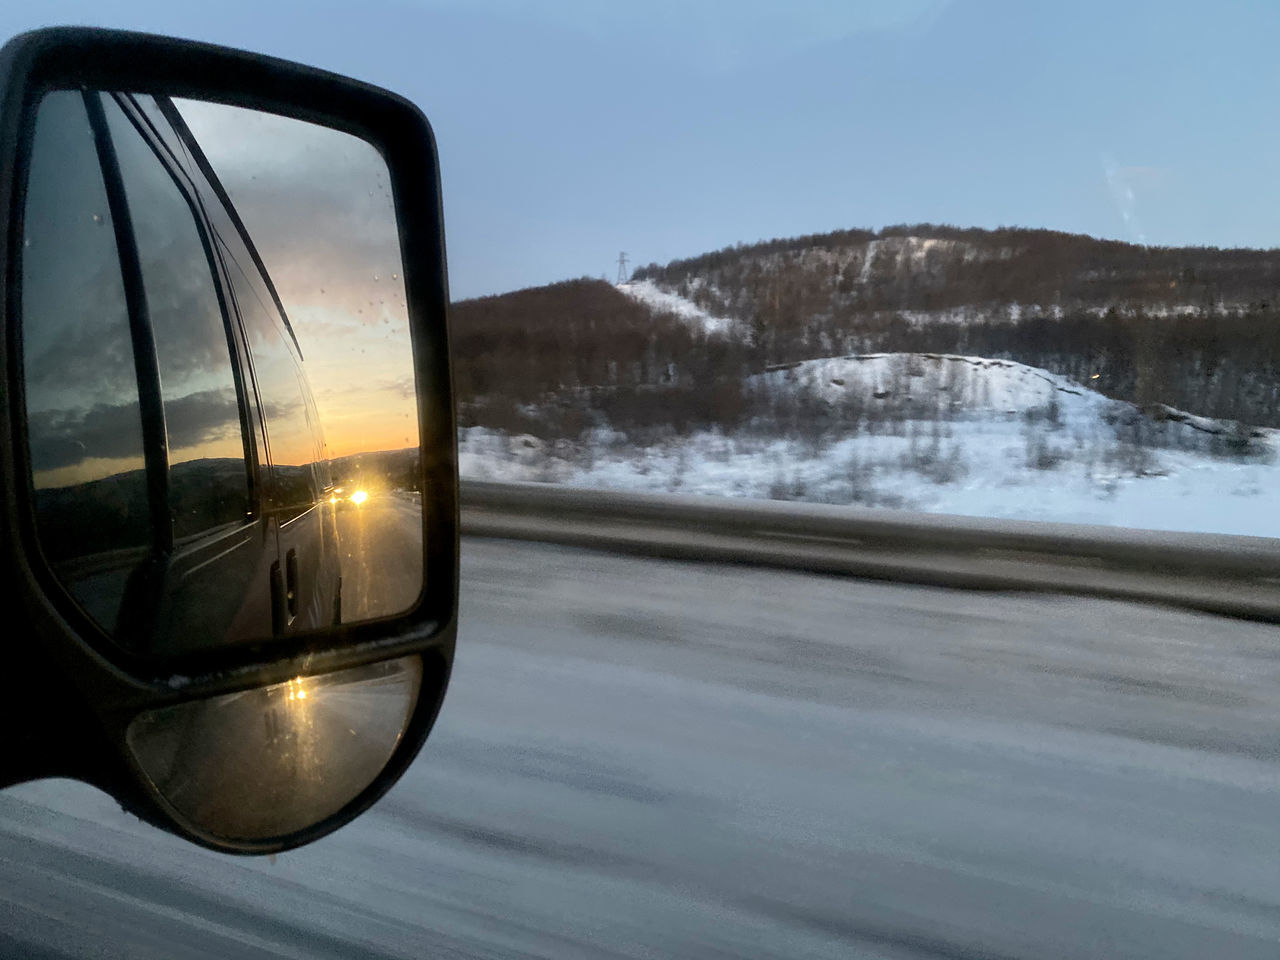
(628, 224, 1280, 426)
(455, 225, 1280, 436)
(632, 223, 1280, 319)
(449, 224, 1280, 533)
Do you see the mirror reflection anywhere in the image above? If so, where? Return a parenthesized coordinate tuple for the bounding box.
(126, 655, 421, 841)
(20, 90, 423, 656)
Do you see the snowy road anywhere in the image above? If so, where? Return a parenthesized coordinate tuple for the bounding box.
(335, 492, 424, 623)
(3, 539, 1280, 958)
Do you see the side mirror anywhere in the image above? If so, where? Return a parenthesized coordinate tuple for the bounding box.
(0, 28, 457, 853)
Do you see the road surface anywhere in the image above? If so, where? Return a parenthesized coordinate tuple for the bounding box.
(2, 539, 1280, 958)
(335, 491, 424, 623)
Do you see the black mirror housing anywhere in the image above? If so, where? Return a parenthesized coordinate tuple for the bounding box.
(0, 27, 458, 853)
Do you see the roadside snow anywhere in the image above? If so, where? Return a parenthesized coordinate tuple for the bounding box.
(459, 353, 1280, 539)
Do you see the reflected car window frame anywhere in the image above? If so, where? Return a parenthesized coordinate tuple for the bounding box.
(98, 91, 293, 655)
(113, 92, 266, 523)
(155, 96, 328, 519)
(19, 89, 151, 633)
(102, 91, 257, 542)
(151, 94, 345, 640)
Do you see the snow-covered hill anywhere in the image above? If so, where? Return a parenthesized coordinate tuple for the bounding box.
(459, 353, 1279, 538)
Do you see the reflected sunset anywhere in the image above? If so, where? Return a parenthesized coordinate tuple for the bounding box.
(25, 96, 418, 494)
(177, 98, 419, 465)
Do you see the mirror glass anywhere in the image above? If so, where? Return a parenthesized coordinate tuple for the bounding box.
(126, 655, 421, 841)
(20, 90, 424, 656)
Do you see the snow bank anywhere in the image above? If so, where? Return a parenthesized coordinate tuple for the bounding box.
(459, 353, 1280, 538)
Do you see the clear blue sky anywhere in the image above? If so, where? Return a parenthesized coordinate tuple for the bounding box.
(5, 0, 1279, 300)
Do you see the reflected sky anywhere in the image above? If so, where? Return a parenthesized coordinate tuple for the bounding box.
(22, 90, 146, 491)
(24, 92, 417, 493)
(175, 99, 419, 461)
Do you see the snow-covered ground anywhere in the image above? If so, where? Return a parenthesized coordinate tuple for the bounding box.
(460, 353, 1280, 538)
(616, 279, 735, 335)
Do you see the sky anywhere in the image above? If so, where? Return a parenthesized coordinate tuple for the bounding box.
(5, 0, 1280, 301)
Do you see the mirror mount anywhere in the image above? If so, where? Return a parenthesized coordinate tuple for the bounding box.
(0, 27, 458, 854)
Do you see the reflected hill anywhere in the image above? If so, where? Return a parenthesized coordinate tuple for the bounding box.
(36, 458, 255, 561)
(327, 447, 419, 496)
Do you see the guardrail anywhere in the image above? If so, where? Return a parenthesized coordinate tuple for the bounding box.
(460, 480, 1280, 621)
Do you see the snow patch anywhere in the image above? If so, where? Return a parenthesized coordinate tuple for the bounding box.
(858, 239, 880, 283)
(617, 280, 734, 335)
(758, 353, 1108, 415)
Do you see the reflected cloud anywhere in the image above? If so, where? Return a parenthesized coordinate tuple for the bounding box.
(24, 311, 135, 410)
(30, 387, 251, 474)
(314, 374, 417, 402)
(165, 388, 249, 449)
(28, 401, 144, 472)
(1102, 153, 1148, 246)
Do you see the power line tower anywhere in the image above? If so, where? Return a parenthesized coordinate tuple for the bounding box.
(616, 251, 629, 285)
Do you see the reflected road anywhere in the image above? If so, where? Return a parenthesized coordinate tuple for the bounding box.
(3, 539, 1280, 958)
(127, 660, 420, 840)
(334, 491, 422, 623)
